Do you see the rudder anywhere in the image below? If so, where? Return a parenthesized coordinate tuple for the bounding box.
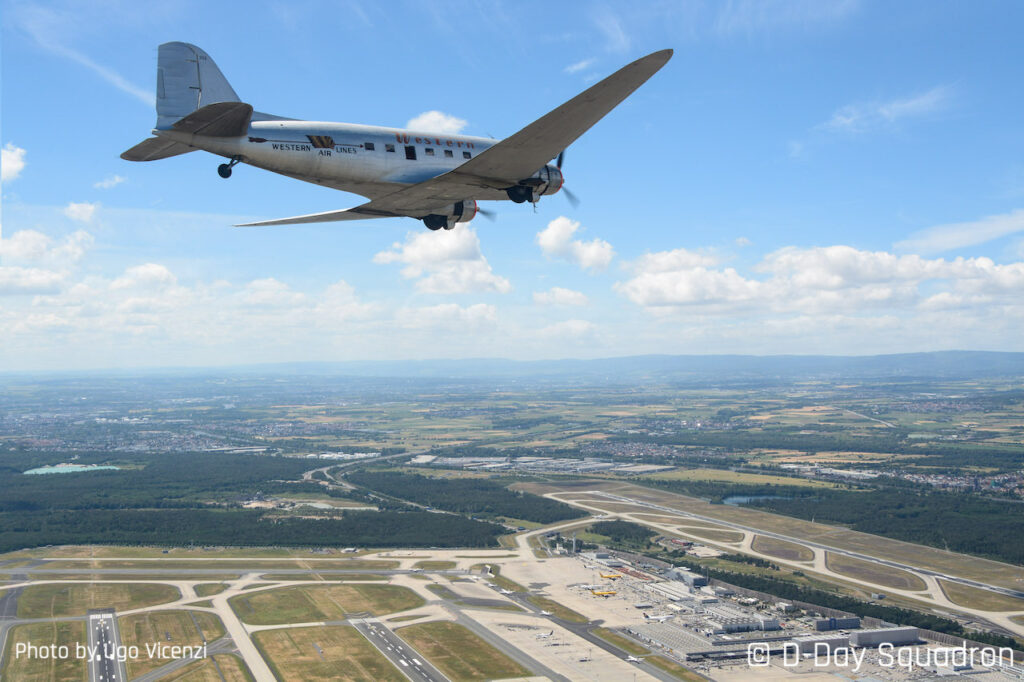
(156, 42, 240, 128)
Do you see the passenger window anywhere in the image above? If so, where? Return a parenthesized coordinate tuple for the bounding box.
(405, 145, 416, 160)
(425, 148, 435, 156)
(365, 142, 375, 151)
(385, 144, 395, 152)
(463, 151, 472, 159)
(444, 149, 453, 158)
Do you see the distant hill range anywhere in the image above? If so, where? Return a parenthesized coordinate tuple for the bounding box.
(249, 351, 1024, 383)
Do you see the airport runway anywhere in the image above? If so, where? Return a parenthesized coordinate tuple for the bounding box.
(87, 611, 128, 682)
(587, 490, 1024, 599)
(350, 617, 447, 682)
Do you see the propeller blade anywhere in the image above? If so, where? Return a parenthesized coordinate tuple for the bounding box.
(556, 150, 565, 169)
(477, 207, 498, 222)
(562, 185, 581, 209)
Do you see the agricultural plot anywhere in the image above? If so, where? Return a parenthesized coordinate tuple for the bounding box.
(230, 584, 424, 625)
(396, 620, 530, 681)
(255, 625, 403, 682)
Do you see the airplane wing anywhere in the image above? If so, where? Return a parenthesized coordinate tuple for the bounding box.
(238, 49, 672, 227)
(236, 205, 397, 226)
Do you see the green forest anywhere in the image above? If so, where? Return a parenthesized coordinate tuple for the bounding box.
(0, 452, 504, 551)
(346, 470, 587, 523)
(0, 509, 502, 552)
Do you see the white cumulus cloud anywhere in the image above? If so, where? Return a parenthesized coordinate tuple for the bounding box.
(617, 243, 1024, 317)
(374, 225, 511, 294)
(94, 175, 126, 189)
(399, 303, 497, 329)
(536, 217, 614, 272)
(533, 287, 589, 306)
(406, 111, 468, 135)
(64, 202, 99, 223)
(2, 143, 26, 182)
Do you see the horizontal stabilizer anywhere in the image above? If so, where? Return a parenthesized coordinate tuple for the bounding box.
(171, 102, 253, 137)
(121, 137, 195, 162)
(236, 204, 397, 227)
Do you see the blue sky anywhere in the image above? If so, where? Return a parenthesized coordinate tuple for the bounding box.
(2, 0, 1023, 370)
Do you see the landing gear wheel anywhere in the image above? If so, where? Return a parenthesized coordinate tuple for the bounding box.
(218, 156, 242, 179)
(506, 186, 531, 204)
(423, 215, 446, 231)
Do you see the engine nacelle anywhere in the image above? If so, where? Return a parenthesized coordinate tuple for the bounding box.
(422, 200, 478, 230)
(508, 165, 564, 203)
(530, 164, 564, 198)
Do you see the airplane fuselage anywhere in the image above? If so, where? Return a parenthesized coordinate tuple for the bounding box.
(157, 121, 502, 200)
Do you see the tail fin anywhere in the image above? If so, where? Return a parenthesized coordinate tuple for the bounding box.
(156, 42, 240, 129)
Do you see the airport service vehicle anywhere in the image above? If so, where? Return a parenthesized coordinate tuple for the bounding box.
(123, 42, 671, 230)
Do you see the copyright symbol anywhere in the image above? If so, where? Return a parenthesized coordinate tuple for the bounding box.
(748, 643, 770, 667)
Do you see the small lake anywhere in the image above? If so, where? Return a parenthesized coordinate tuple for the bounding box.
(24, 464, 122, 475)
(722, 494, 790, 506)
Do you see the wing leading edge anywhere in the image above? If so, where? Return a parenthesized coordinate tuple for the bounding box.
(238, 49, 673, 227)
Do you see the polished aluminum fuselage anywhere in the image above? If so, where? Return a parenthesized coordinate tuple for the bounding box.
(156, 121, 502, 200)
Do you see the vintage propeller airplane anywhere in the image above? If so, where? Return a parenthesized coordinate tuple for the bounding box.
(123, 43, 672, 230)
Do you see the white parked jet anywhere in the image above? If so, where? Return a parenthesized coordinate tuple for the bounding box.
(123, 43, 671, 230)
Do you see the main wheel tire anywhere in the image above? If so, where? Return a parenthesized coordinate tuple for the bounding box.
(423, 215, 446, 230)
(506, 186, 530, 203)
(218, 164, 233, 178)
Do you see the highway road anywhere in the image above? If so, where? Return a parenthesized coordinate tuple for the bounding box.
(351, 617, 447, 682)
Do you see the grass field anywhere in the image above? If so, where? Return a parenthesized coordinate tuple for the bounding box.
(825, 552, 927, 591)
(229, 584, 424, 625)
(751, 535, 814, 562)
(118, 610, 226, 678)
(475, 564, 528, 593)
(259, 573, 386, 581)
(194, 583, 227, 597)
(396, 621, 529, 681)
(41, 559, 399, 570)
(413, 560, 456, 570)
(17, 582, 181, 618)
(0, 621, 86, 682)
(162, 653, 252, 681)
(525, 595, 588, 623)
(646, 467, 841, 488)
(592, 627, 649, 656)
(671, 527, 744, 544)
(647, 655, 706, 680)
(254, 625, 403, 682)
(938, 580, 1024, 612)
